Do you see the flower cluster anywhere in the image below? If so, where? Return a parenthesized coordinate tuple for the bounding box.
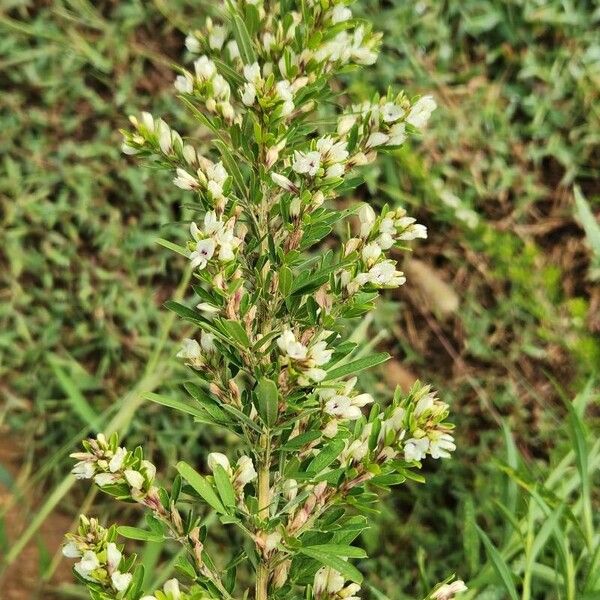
(186, 211, 242, 271)
(315, 24, 379, 68)
(71, 433, 156, 501)
(175, 55, 237, 123)
(176, 333, 215, 369)
(319, 377, 374, 436)
(277, 328, 334, 385)
(337, 382, 456, 471)
(121, 112, 186, 158)
(207, 452, 257, 497)
(62, 516, 134, 594)
(173, 157, 232, 212)
(240, 61, 301, 119)
(339, 203, 428, 296)
(337, 93, 437, 165)
(314, 567, 361, 600)
(72, 2, 463, 599)
(431, 580, 469, 600)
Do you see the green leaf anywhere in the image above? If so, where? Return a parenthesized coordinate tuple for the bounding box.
(476, 525, 519, 600)
(281, 431, 322, 450)
(231, 15, 256, 64)
(325, 353, 390, 381)
(255, 377, 278, 427)
(117, 526, 163, 542)
(176, 461, 226, 514)
(463, 497, 480, 575)
(213, 465, 236, 510)
(156, 238, 189, 257)
(304, 544, 367, 558)
(279, 265, 293, 297)
(213, 139, 246, 195)
(221, 319, 250, 348)
(307, 439, 345, 474)
(144, 392, 206, 419)
(49, 360, 99, 426)
(299, 547, 363, 584)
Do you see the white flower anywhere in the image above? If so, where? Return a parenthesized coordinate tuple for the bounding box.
(366, 131, 389, 148)
(331, 4, 352, 23)
(277, 329, 308, 360)
(338, 114, 357, 135)
(72, 461, 95, 480)
(107, 543, 122, 573)
(94, 472, 116, 487)
(404, 437, 429, 462)
(174, 73, 193, 94)
(208, 452, 231, 474)
(194, 56, 217, 80)
(109, 447, 127, 473)
(400, 223, 428, 240)
(292, 150, 321, 177)
(358, 204, 376, 237)
(203, 210, 222, 234)
(141, 459, 157, 482)
(429, 433, 456, 459)
(241, 82, 256, 106)
(177, 338, 202, 361)
(163, 578, 181, 599)
(309, 341, 333, 366)
(207, 161, 228, 184)
(370, 260, 406, 286)
(208, 25, 226, 50)
(156, 119, 172, 154)
(262, 32, 275, 51)
(189, 238, 216, 270)
(62, 541, 81, 558)
(382, 102, 404, 123)
(124, 469, 145, 490)
(173, 168, 198, 190)
(341, 439, 369, 465)
(362, 242, 382, 264)
(340, 582, 362, 599)
(326, 163, 345, 178)
(414, 391, 435, 416)
(431, 580, 468, 600)
(185, 34, 200, 53)
(406, 95, 437, 128)
(140, 111, 154, 131)
(388, 122, 407, 146)
(74, 551, 100, 580)
(275, 80, 294, 101)
(207, 179, 224, 200)
(271, 172, 297, 192)
(111, 571, 132, 592)
(235, 456, 257, 487)
(227, 40, 240, 60)
(212, 74, 230, 100)
(283, 478, 298, 502)
(264, 531, 281, 554)
(243, 62, 262, 84)
(314, 567, 345, 594)
(325, 396, 362, 420)
(298, 367, 327, 386)
(316, 136, 348, 163)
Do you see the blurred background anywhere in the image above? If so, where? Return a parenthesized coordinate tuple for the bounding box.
(0, 1, 598, 599)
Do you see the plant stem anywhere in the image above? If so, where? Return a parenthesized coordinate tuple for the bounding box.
(255, 435, 271, 600)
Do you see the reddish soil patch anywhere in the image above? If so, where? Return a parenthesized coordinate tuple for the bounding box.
(0, 432, 73, 599)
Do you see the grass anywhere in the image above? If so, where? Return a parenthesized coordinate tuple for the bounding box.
(0, 0, 598, 598)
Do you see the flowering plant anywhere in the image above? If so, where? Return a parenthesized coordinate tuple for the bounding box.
(65, 1, 464, 599)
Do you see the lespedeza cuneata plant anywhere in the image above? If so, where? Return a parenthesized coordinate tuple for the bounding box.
(64, 2, 465, 599)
